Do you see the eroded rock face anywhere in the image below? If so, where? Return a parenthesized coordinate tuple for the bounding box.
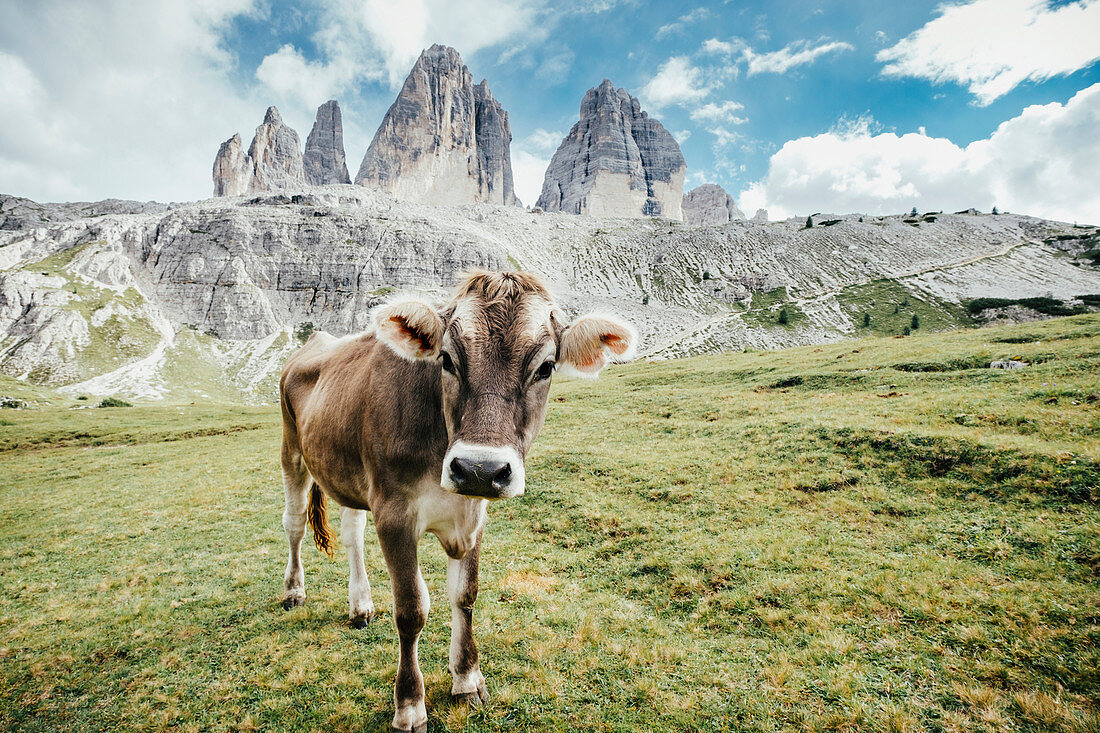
(212, 134, 252, 196)
(752, 208, 769, 223)
(304, 100, 351, 186)
(473, 80, 518, 206)
(683, 184, 744, 226)
(536, 80, 686, 220)
(212, 107, 305, 196)
(355, 44, 516, 205)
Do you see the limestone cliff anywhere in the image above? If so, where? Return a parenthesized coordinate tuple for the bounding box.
(355, 45, 517, 205)
(536, 80, 686, 220)
(683, 184, 745, 225)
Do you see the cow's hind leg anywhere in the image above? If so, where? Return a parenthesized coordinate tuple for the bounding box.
(281, 452, 311, 609)
(378, 522, 429, 733)
(448, 534, 488, 705)
(340, 506, 375, 627)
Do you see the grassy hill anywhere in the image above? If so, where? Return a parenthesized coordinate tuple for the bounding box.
(1, 315, 1097, 731)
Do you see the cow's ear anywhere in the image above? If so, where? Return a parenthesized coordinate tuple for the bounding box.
(558, 312, 638, 378)
(371, 298, 444, 360)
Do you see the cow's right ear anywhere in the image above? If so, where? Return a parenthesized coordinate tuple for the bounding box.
(371, 298, 444, 361)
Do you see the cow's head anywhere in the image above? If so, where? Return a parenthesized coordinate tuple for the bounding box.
(371, 271, 637, 499)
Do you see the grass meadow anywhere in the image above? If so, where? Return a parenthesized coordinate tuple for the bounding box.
(1, 315, 1098, 732)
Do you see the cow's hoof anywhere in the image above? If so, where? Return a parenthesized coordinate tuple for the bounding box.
(452, 680, 489, 706)
(452, 691, 483, 707)
(282, 595, 305, 610)
(391, 723, 427, 733)
(349, 614, 371, 629)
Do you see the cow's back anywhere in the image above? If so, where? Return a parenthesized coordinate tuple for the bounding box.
(280, 330, 447, 509)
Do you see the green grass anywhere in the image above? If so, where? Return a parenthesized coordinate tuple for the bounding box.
(742, 287, 807, 328)
(837, 279, 970, 336)
(2, 315, 1099, 731)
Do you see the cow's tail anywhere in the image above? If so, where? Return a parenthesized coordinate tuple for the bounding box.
(307, 484, 337, 558)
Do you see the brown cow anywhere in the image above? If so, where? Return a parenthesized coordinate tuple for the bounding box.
(278, 271, 637, 732)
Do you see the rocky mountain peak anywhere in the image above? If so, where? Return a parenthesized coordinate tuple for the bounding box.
(355, 45, 516, 206)
(537, 81, 685, 219)
(304, 100, 351, 186)
(683, 184, 745, 226)
(212, 106, 305, 196)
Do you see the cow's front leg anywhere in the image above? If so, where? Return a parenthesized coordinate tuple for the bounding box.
(378, 524, 429, 733)
(447, 534, 488, 705)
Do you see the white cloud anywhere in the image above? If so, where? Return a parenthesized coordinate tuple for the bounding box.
(522, 128, 565, 157)
(641, 56, 712, 110)
(701, 38, 739, 56)
(346, 0, 544, 87)
(511, 128, 563, 206)
(877, 0, 1100, 106)
(690, 101, 747, 125)
(655, 8, 709, 40)
(256, 44, 359, 104)
(738, 84, 1100, 223)
(744, 39, 854, 75)
(0, 0, 259, 202)
(512, 150, 550, 208)
(674, 129, 692, 142)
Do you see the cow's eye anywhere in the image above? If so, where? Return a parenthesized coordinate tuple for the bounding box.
(440, 351, 456, 375)
(534, 360, 555, 381)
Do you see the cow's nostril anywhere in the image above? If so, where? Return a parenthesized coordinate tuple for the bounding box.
(450, 457, 468, 485)
(493, 463, 512, 484)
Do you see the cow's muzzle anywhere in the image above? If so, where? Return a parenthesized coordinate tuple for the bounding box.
(441, 441, 525, 499)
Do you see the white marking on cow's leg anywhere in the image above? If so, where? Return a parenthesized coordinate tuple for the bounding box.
(378, 522, 430, 733)
(447, 534, 488, 704)
(281, 458, 310, 609)
(340, 506, 375, 627)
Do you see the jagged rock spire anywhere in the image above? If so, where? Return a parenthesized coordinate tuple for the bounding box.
(536, 80, 686, 219)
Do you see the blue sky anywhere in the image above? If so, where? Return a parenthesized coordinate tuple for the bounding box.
(2, 0, 1099, 221)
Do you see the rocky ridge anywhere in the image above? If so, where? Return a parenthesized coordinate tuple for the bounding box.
(683, 184, 745, 225)
(537, 80, 686, 220)
(2, 187, 1098, 402)
(355, 45, 517, 206)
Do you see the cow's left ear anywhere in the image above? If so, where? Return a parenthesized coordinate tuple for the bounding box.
(558, 312, 638, 378)
(371, 298, 444, 360)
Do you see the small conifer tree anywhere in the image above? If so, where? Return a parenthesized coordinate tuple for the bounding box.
(911, 314, 920, 330)
(910, 207, 918, 217)
(862, 312, 871, 327)
(805, 216, 813, 228)
(903, 326, 911, 335)
(778, 308, 789, 325)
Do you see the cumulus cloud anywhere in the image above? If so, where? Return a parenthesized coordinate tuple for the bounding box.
(255, 44, 360, 104)
(0, 0, 259, 202)
(641, 56, 713, 110)
(511, 128, 563, 206)
(877, 0, 1100, 105)
(743, 39, 854, 75)
(690, 100, 747, 124)
(738, 84, 1100, 223)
